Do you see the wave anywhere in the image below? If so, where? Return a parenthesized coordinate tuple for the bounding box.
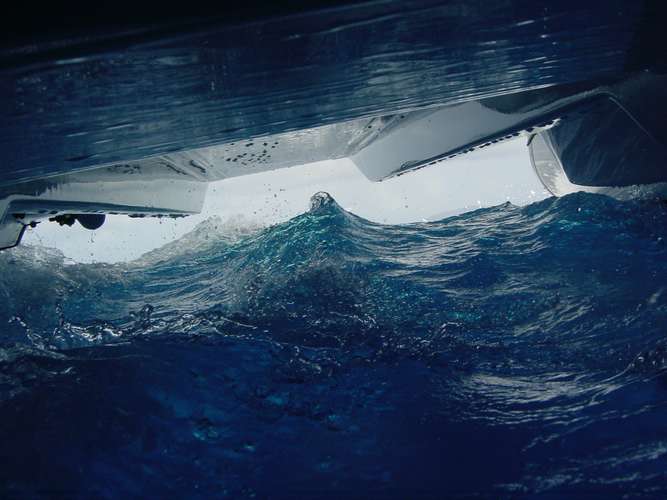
(1, 191, 667, 497)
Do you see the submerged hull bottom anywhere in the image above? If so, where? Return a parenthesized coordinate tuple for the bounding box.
(2, 70, 667, 250)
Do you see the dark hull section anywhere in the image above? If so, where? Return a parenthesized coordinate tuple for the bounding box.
(529, 73, 667, 198)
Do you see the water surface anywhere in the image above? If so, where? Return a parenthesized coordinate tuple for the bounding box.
(1, 192, 666, 498)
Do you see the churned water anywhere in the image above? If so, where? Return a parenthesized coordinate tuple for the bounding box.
(1, 191, 666, 498)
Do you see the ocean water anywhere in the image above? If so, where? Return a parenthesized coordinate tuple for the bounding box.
(1, 191, 666, 498)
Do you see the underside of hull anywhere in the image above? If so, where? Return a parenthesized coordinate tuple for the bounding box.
(1, 0, 666, 249)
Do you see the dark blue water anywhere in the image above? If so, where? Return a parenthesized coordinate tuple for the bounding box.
(1, 191, 667, 498)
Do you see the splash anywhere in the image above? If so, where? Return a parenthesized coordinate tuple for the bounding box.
(1, 192, 667, 497)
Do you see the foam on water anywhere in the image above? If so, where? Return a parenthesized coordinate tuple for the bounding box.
(1, 191, 666, 498)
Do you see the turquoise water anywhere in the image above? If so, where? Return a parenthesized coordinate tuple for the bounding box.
(1, 191, 667, 498)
